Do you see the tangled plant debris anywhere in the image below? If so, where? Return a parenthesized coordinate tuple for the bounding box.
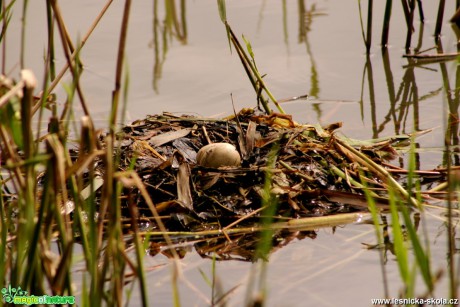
(98, 109, 418, 233)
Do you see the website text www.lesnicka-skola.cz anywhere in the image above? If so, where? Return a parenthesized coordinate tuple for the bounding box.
(371, 297, 459, 305)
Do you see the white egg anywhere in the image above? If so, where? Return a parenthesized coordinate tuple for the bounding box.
(196, 143, 241, 168)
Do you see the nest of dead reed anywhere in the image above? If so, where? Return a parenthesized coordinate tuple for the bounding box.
(107, 108, 402, 233)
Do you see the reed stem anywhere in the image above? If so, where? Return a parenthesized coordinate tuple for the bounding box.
(110, 0, 132, 134)
(381, 0, 392, 48)
(435, 0, 445, 42)
(365, 0, 373, 53)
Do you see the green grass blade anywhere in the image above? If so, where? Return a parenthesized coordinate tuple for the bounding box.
(217, 0, 232, 52)
(361, 172, 390, 299)
(388, 187, 410, 286)
(217, 0, 226, 23)
(401, 134, 433, 292)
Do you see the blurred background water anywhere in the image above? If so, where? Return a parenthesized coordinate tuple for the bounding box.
(5, 1, 459, 305)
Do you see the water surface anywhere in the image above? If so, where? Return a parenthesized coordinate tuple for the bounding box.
(7, 1, 459, 306)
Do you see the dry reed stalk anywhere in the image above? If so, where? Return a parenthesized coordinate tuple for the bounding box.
(34, 0, 113, 115)
(49, 0, 89, 116)
(110, 0, 132, 133)
(435, 0, 445, 41)
(381, 0, 392, 48)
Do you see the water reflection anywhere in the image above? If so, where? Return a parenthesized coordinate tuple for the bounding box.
(362, 0, 438, 52)
(355, 0, 460, 173)
(358, 17, 460, 169)
(151, 0, 187, 93)
(364, 213, 421, 263)
(146, 230, 317, 262)
(353, 7, 460, 298)
(199, 230, 316, 262)
(298, 0, 322, 100)
(436, 39, 460, 166)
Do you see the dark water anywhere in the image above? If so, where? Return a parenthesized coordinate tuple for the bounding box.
(8, 1, 459, 306)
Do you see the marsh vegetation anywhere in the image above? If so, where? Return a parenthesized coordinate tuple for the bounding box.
(0, 1, 459, 306)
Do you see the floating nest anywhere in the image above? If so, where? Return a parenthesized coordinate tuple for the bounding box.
(103, 108, 406, 233)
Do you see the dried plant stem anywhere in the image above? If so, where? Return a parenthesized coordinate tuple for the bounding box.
(180, 0, 187, 41)
(110, 0, 131, 134)
(127, 194, 148, 306)
(12, 70, 37, 288)
(227, 25, 284, 114)
(416, 0, 424, 22)
(435, 0, 445, 42)
(381, 0, 392, 48)
(358, 0, 374, 53)
(116, 170, 182, 306)
(365, 0, 373, 53)
(20, 69, 36, 203)
(1, 1, 7, 74)
(217, 0, 284, 114)
(335, 137, 420, 208)
(402, 0, 416, 52)
(0, 126, 24, 190)
(223, 205, 267, 231)
(49, 0, 89, 116)
(139, 212, 371, 237)
(19, 0, 28, 69)
(45, 0, 56, 80)
(34, 0, 113, 115)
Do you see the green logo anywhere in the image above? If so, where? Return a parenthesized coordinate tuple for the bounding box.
(1, 285, 75, 305)
(1, 285, 28, 303)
